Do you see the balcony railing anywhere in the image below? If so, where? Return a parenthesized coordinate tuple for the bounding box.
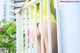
(16, 0, 80, 53)
(16, 0, 52, 53)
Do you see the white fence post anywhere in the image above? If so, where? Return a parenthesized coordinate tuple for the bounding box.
(47, 0, 52, 53)
(34, 1, 38, 53)
(40, 0, 44, 53)
(16, 13, 24, 53)
(23, 11, 28, 53)
(29, 7, 32, 53)
(56, 0, 62, 53)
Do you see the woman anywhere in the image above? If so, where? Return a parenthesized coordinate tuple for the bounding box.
(20, 0, 57, 53)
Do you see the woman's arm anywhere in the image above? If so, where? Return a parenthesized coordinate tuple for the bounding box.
(19, 0, 29, 14)
(19, 5, 25, 14)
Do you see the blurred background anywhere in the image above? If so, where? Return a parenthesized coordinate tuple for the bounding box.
(0, 0, 26, 53)
(0, 0, 26, 21)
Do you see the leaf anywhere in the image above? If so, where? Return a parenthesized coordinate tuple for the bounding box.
(0, 42, 5, 47)
(0, 35, 5, 42)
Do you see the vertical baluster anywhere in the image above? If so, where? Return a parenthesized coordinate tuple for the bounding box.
(40, 0, 44, 53)
(23, 10, 28, 53)
(16, 13, 24, 53)
(34, 1, 38, 53)
(56, 0, 62, 53)
(47, 0, 52, 53)
(29, 6, 32, 53)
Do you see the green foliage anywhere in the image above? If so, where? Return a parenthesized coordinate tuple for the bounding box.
(0, 35, 5, 42)
(0, 20, 16, 53)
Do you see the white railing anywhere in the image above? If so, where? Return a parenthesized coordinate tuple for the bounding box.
(16, 0, 53, 53)
(16, 0, 80, 53)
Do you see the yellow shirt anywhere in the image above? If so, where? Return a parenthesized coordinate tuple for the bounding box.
(30, 0, 56, 24)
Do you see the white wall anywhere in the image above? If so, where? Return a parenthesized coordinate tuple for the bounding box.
(57, 1, 80, 53)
